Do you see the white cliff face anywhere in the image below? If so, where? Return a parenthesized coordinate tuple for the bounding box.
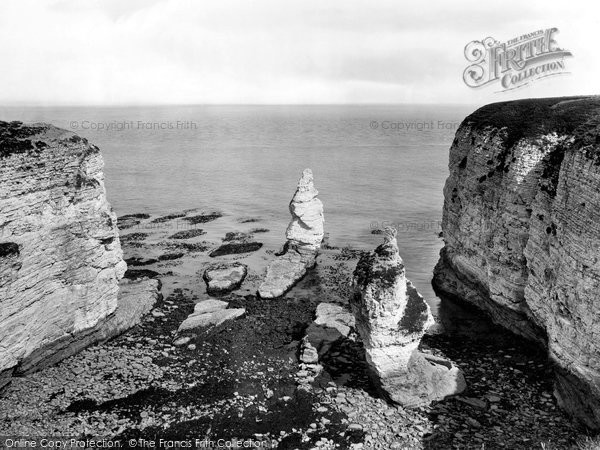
(433, 97, 600, 429)
(259, 168, 324, 298)
(0, 122, 127, 383)
(352, 227, 465, 406)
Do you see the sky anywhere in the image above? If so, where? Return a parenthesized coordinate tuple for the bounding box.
(0, 0, 598, 105)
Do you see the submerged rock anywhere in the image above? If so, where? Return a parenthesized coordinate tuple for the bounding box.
(209, 242, 263, 257)
(259, 169, 324, 298)
(350, 227, 465, 406)
(203, 263, 247, 295)
(117, 213, 150, 230)
(177, 300, 245, 333)
(168, 229, 206, 239)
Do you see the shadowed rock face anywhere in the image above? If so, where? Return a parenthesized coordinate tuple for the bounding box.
(259, 169, 324, 298)
(0, 122, 158, 387)
(351, 227, 465, 406)
(433, 96, 600, 429)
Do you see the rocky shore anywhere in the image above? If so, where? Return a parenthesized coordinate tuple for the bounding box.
(0, 205, 595, 449)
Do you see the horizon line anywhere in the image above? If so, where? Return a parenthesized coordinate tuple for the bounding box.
(0, 102, 482, 108)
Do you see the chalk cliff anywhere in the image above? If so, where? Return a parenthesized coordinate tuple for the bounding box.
(0, 121, 157, 387)
(433, 97, 600, 429)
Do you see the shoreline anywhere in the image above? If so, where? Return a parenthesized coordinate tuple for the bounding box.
(0, 207, 591, 449)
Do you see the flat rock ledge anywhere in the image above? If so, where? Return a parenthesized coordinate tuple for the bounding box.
(177, 300, 245, 333)
(1, 278, 161, 388)
(203, 263, 247, 295)
(259, 169, 324, 298)
(350, 227, 466, 407)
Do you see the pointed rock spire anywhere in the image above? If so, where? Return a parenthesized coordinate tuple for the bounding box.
(259, 169, 324, 298)
(351, 228, 466, 406)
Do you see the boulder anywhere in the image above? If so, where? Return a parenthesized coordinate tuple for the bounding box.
(178, 300, 245, 333)
(203, 263, 247, 295)
(259, 169, 324, 298)
(351, 227, 465, 406)
(300, 302, 354, 365)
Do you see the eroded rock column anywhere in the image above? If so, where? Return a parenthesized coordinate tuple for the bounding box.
(351, 227, 465, 406)
(259, 168, 324, 298)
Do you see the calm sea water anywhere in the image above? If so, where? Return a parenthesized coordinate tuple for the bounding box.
(0, 105, 473, 311)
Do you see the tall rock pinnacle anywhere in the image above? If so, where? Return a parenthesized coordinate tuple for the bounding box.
(259, 169, 324, 298)
(351, 227, 465, 406)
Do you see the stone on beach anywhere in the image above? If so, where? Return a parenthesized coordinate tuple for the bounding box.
(350, 227, 466, 406)
(259, 168, 324, 298)
(203, 263, 247, 295)
(300, 302, 355, 364)
(177, 300, 245, 333)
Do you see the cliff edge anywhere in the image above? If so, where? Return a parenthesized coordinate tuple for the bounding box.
(433, 96, 600, 429)
(0, 121, 158, 388)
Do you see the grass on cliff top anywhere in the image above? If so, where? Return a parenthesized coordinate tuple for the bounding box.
(465, 96, 600, 149)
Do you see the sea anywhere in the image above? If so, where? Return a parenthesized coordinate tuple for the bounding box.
(0, 104, 475, 313)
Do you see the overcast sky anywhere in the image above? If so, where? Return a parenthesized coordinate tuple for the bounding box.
(0, 0, 598, 105)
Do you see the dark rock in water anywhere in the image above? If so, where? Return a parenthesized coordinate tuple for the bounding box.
(125, 257, 159, 267)
(120, 233, 149, 243)
(168, 229, 206, 239)
(351, 227, 465, 407)
(118, 213, 150, 230)
(183, 212, 223, 224)
(259, 169, 324, 298)
(117, 217, 141, 230)
(203, 263, 248, 295)
(371, 229, 384, 235)
(124, 269, 161, 280)
(250, 228, 269, 234)
(151, 212, 186, 223)
(118, 213, 150, 220)
(238, 217, 260, 223)
(222, 231, 252, 242)
(158, 252, 185, 261)
(179, 242, 210, 253)
(209, 242, 263, 257)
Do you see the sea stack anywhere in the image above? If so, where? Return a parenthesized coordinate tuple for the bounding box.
(351, 227, 465, 406)
(0, 121, 159, 388)
(258, 168, 324, 298)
